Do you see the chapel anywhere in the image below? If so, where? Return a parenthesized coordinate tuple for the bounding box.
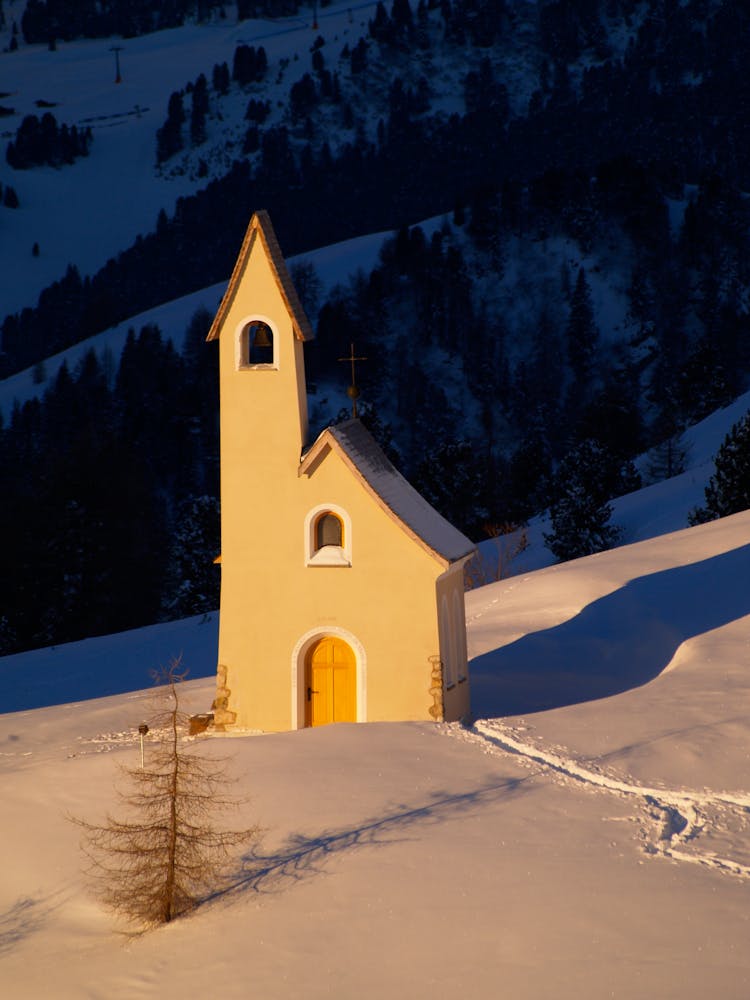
(208, 211, 474, 732)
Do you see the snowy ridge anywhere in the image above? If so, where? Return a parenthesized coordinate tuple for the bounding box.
(461, 720, 750, 880)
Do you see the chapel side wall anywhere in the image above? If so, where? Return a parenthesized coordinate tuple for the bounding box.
(436, 567, 471, 722)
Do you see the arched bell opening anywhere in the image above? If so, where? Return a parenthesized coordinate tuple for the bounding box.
(236, 317, 277, 369)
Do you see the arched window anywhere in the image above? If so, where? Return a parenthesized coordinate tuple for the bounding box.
(304, 505, 352, 566)
(315, 511, 343, 550)
(439, 595, 453, 689)
(238, 319, 275, 368)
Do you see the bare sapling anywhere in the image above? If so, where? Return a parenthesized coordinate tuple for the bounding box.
(464, 522, 529, 589)
(73, 657, 258, 926)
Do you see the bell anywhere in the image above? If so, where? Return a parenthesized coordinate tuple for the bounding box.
(252, 323, 272, 349)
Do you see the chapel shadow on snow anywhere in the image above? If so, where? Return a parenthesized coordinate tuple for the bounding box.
(216, 775, 529, 902)
(470, 543, 750, 718)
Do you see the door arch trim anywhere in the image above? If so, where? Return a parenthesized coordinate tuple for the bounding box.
(291, 627, 367, 729)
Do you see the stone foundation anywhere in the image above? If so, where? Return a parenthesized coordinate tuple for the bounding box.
(211, 664, 237, 730)
(428, 655, 444, 722)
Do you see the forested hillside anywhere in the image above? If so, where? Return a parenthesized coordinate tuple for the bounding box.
(1, 0, 750, 653)
(17, 0, 297, 44)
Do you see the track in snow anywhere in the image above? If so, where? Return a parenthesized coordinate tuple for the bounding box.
(452, 719, 750, 880)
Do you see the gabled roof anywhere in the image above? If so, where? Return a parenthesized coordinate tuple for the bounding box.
(206, 210, 313, 343)
(299, 419, 475, 568)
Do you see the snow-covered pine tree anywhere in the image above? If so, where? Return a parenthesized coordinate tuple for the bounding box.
(566, 266, 599, 383)
(163, 495, 220, 618)
(190, 74, 209, 146)
(156, 91, 184, 164)
(413, 439, 489, 537)
(647, 432, 689, 482)
(689, 410, 750, 524)
(544, 439, 640, 562)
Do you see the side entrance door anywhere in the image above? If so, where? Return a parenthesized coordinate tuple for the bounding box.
(305, 637, 356, 726)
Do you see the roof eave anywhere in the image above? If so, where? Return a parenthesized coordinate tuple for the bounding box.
(299, 428, 472, 569)
(206, 210, 313, 343)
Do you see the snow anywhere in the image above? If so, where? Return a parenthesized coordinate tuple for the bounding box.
(0, 611, 218, 713)
(2, 12, 750, 994)
(2, 508, 750, 996)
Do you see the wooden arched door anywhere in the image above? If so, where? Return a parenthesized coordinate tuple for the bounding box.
(305, 636, 356, 726)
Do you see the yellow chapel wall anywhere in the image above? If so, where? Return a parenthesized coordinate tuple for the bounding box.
(217, 431, 456, 731)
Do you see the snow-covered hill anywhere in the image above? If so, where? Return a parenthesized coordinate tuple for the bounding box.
(0, 4, 390, 316)
(1, 508, 749, 998)
(0, 0, 544, 319)
(2, 41, 750, 1000)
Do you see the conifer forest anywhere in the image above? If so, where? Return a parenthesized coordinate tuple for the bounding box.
(2, 0, 750, 653)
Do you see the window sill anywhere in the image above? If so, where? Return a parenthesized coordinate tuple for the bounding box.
(307, 546, 351, 567)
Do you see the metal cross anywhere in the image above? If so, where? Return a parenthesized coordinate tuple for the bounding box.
(338, 342, 368, 418)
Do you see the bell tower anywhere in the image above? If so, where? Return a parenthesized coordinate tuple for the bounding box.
(206, 211, 313, 729)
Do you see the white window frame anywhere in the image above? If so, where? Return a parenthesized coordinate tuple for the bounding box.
(304, 503, 352, 567)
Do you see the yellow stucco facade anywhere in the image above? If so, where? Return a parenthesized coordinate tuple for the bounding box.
(208, 212, 474, 732)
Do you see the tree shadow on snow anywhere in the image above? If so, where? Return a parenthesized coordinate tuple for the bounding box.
(470, 543, 750, 718)
(0, 894, 60, 955)
(214, 776, 529, 903)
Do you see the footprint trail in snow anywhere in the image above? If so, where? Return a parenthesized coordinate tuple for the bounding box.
(450, 719, 750, 879)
